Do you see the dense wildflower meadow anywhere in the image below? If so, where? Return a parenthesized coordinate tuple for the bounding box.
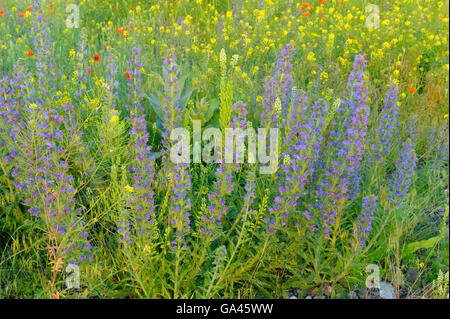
(0, 0, 448, 299)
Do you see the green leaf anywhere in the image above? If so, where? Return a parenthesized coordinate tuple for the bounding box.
(179, 89, 193, 112)
(149, 152, 162, 160)
(146, 93, 164, 120)
(404, 237, 439, 257)
(205, 98, 219, 123)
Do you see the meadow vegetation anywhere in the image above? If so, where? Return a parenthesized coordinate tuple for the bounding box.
(0, 0, 448, 298)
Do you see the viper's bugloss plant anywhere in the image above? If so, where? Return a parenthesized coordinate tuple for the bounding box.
(0, 18, 94, 298)
(259, 43, 295, 128)
(312, 54, 369, 239)
(351, 194, 377, 254)
(373, 83, 400, 164)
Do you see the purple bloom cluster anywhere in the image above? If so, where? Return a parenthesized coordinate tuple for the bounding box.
(0, 62, 28, 165)
(14, 99, 93, 263)
(272, 91, 328, 233)
(160, 52, 183, 161)
(38, 100, 92, 258)
(156, 52, 192, 250)
(1, 7, 94, 264)
(200, 102, 247, 235)
(388, 137, 417, 207)
(428, 127, 449, 169)
(372, 83, 400, 163)
(125, 48, 145, 113)
(264, 217, 276, 234)
(205, 164, 234, 233)
(259, 43, 295, 128)
(406, 118, 417, 145)
(118, 220, 132, 245)
(232, 0, 243, 21)
(104, 48, 119, 106)
(124, 48, 157, 241)
(352, 195, 377, 253)
(31, 7, 55, 104)
(169, 163, 192, 250)
(230, 101, 248, 130)
(314, 54, 369, 237)
(340, 54, 369, 199)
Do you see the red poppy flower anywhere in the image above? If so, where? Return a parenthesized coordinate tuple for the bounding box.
(27, 50, 34, 56)
(409, 87, 416, 94)
(93, 54, 100, 62)
(49, 4, 54, 8)
(49, 11, 54, 15)
(125, 71, 132, 79)
(26, 6, 33, 11)
(87, 67, 91, 74)
(19, 12, 25, 17)
(304, 11, 310, 17)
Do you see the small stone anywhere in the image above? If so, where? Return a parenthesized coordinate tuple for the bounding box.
(379, 282, 395, 299)
(405, 268, 418, 283)
(289, 296, 298, 299)
(324, 284, 332, 297)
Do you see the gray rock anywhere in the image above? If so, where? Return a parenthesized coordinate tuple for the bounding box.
(379, 282, 395, 299)
(325, 285, 333, 297)
(406, 268, 418, 283)
(350, 291, 358, 299)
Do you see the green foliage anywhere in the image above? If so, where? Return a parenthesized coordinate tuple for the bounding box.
(0, 0, 448, 299)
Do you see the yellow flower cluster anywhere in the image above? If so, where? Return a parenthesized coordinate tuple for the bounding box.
(0, 0, 447, 119)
